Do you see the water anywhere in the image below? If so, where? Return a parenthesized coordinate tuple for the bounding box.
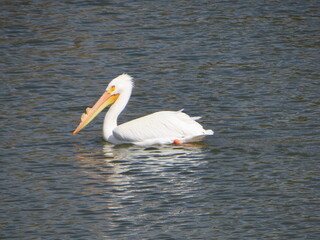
(1, 1, 319, 239)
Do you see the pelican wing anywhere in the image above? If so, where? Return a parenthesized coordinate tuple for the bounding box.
(113, 110, 213, 144)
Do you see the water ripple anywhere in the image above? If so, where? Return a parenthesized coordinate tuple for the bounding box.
(1, 0, 319, 239)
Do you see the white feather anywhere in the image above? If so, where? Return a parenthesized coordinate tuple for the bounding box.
(113, 110, 213, 145)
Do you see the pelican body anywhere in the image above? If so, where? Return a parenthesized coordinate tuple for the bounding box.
(73, 74, 213, 145)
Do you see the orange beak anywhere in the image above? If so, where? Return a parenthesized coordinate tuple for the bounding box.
(73, 90, 119, 135)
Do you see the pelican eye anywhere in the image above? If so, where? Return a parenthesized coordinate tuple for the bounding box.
(107, 85, 116, 94)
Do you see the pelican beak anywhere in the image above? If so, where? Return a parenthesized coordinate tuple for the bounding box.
(73, 89, 119, 135)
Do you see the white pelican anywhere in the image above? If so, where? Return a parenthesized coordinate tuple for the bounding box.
(73, 74, 213, 145)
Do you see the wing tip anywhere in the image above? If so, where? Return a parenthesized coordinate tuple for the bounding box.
(205, 129, 214, 135)
(192, 116, 202, 121)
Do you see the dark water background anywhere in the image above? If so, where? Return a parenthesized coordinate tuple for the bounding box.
(1, 1, 319, 239)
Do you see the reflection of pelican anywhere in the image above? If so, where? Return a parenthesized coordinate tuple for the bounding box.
(102, 144, 208, 169)
(73, 74, 213, 145)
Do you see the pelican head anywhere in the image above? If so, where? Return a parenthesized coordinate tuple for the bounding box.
(73, 73, 133, 135)
(106, 73, 134, 94)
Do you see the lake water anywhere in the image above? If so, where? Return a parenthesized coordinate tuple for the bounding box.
(1, 1, 319, 239)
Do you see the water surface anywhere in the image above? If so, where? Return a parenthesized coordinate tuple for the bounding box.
(1, 1, 319, 239)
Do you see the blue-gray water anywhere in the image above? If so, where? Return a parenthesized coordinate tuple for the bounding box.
(1, 1, 319, 239)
